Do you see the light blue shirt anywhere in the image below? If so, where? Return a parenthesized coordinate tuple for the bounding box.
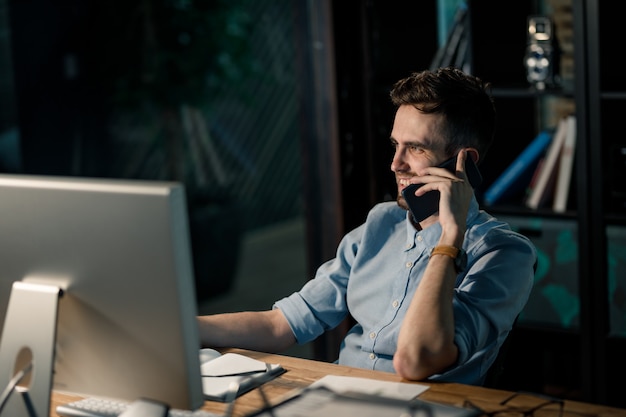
(274, 198, 536, 385)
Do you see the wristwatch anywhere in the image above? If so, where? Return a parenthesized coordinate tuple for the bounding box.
(430, 245, 467, 273)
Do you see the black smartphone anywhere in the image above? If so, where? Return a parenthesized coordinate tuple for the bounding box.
(401, 154, 483, 223)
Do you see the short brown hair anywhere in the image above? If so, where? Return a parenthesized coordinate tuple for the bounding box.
(390, 67, 496, 162)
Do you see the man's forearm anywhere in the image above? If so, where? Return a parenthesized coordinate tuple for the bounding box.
(393, 256, 458, 380)
(197, 309, 296, 352)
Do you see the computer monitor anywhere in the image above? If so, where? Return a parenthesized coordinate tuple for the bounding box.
(0, 174, 204, 416)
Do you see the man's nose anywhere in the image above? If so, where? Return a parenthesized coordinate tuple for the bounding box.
(391, 150, 407, 172)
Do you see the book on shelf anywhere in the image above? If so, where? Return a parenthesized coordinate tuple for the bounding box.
(552, 115, 577, 212)
(525, 117, 569, 209)
(430, 2, 470, 71)
(483, 129, 553, 206)
(524, 156, 545, 201)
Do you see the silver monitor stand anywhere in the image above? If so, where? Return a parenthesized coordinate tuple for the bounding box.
(0, 281, 62, 417)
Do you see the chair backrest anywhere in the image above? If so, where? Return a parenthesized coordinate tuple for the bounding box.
(483, 260, 537, 388)
(483, 317, 518, 388)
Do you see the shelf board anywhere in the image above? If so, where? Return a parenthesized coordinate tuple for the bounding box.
(491, 86, 575, 98)
(601, 91, 626, 100)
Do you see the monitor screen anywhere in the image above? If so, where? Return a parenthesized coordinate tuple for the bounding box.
(0, 174, 204, 415)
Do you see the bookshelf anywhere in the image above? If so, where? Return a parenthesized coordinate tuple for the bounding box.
(467, 0, 626, 407)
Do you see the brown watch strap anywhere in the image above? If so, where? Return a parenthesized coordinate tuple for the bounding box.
(430, 245, 460, 259)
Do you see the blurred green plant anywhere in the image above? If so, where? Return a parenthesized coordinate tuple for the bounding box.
(86, 0, 263, 191)
(84, 2, 262, 298)
(89, 0, 256, 110)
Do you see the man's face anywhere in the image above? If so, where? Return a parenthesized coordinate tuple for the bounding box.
(390, 105, 448, 211)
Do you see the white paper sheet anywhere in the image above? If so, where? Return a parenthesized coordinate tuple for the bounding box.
(310, 375, 429, 400)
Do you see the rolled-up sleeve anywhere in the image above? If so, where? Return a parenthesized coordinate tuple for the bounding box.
(273, 226, 362, 344)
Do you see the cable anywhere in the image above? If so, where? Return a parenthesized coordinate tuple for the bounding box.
(0, 361, 33, 415)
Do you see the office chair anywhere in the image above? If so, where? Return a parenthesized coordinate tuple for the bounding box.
(483, 260, 537, 388)
(483, 317, 518, 389)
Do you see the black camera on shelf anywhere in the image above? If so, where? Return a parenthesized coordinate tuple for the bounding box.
(524, 15, 560, 90)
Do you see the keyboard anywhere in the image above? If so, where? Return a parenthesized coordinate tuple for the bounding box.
(56, 397, 221, 417)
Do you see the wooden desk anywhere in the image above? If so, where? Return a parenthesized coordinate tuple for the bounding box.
(51, 348, 626, 417)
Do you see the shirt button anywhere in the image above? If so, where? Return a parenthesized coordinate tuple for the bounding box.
(406, 262, 412, 268)
(406, 242, 412, 249)
(369, 353, 376, 360)
(369, 332, 376, 339)
(392, 300, 399, 308)
(417, 235, 423, 242)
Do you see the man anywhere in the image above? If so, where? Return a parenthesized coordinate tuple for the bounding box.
(197, 67, 536, 385)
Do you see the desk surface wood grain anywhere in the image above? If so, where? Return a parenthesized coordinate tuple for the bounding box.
(50, 348, 626, 417)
